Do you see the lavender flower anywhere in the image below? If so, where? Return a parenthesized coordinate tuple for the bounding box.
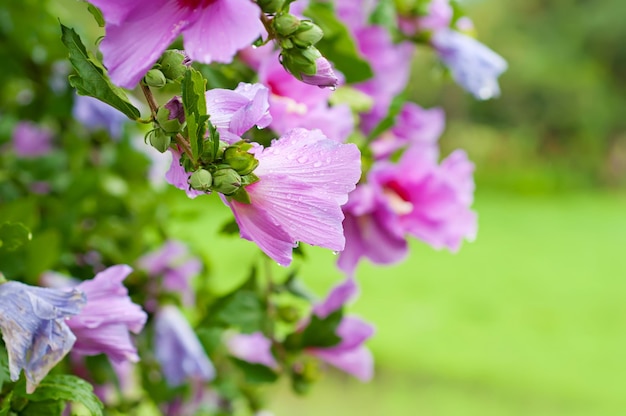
(11, 121, 53, 157)
(0, 281, 85, 393)
(89, 0, 263, 88)
(432, 29, 508, 100)
(154, 305, 215, 387)
(73, 94, 127, 139)
(66, 265, 147, 364)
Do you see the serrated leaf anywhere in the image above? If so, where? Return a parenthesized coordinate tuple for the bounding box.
(60, 24, 140, 120)
(305, 2, 374, 83)
(300, 309, 343, 348)
(182, 68, 208, 162)
(21, 400, 64, 416)
(0, 222, 31, 251)
(18, 375, 103, 416)
(231, 358, 278, 384)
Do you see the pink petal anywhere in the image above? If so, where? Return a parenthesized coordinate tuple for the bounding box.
(183, 0, 263, 64)
(310, 345, 374, 381)
(313, 277, 358, 318)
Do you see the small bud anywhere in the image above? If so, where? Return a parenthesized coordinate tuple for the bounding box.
(257, 0, 284, 13)
(292, 21, 324, 48)
(300, 56, 339, 89)
(281, 47, 320, 80)
(156, 106, 182, 135)
(273, 13, 301, 37)
(212, 168, 242, 195)
(223, 146, 259, 176)
(159, 50, 190, 82)
(144, 69, 166, 88)
(188, 169, 213, 192)
(148, 129, 171, 153)
(277, 305, 300, 323)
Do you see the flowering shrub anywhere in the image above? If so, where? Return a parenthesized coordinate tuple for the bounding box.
(0, 0, 506, 414)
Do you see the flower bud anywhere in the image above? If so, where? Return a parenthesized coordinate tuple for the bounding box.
(301, 56, 339, 89)
(144, 69, 166, 88)
(277, 305, 300, 323)
(281, 47, 320, 80)
(223, 146, 259, 176)
(273, 13, 301, 37)
(159, 50, 190, 82)
(212, 168, 242, 195)
(188, 169, 213, 192)
(148, 129, 171, 153)
(292, 21, 324, 48)
(257, 0, 284, 13)
(156, 106, 182, 135)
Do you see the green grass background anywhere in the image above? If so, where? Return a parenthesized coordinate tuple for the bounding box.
(168, 191, 626, 415)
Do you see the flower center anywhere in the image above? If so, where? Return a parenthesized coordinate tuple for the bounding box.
(383, 180, 413, 215)
(178, 0, 216, 9)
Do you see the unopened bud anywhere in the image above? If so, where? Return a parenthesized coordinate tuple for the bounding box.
(281, 47, 320, 80)
(188, 169, 213, 192)
(223, 146, 259, 176)
(159, 50, 190, 82)
(273, 13, 301, 37)
(148, 129, 171, 153)
(144, 69, 166, 88)
(292, 21, 324, 48)
(277, 305, 300, 323)
(212, 168, 242, 195)
(156, 106, 182, 135)
(257, 0, 284, 13)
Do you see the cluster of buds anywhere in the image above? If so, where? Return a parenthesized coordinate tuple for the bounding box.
(271, 11, 338, 88)
(186, 141, 260, 203)
(142, 50, 191, 88)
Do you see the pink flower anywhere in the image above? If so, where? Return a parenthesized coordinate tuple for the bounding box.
(12, 121, 53, 157)
(339, 146, 477, 272)
(225, 128, 361, 266)
(227, 332, 278, 369)
(66, 265, 148, 364)
(307, 277, 375, 381)
(90, 0, 263, 88)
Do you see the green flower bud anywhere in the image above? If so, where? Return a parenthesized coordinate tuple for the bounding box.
(188, 169, 213, 192)
(212, 168, 242, 195)
(273, 13, 301, 37)
(257, 0, 284, 13)
(281, 47, 321, 79)
(277, 305, 300, 323)
(292, 21, 324, 48)
(158, 50, 189, 82)
(223, 146, 259, 176)
(143, 69, 166, 88)
(156, 106, 182, 135)
(148, 129, 171, 153)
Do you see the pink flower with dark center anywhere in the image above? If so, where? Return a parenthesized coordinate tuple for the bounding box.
(89, 0, 263, 88)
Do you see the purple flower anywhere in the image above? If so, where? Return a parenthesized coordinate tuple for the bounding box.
(301, 57, 339, 89)
(399, 0, 453, 35)
(205, 82, 272, 143)
(371, 103, 445, 160)
(432, 29, 507, 100)
(154, 305, 215, 387)
(227, 332, 278, 369)
(66, 265, 148, 364)
(137, 240, 201, 307)
(257, 50, 353, 142)
(307, 277, 374, 381)
(89, 0, 263, 88)
(0, 281, 85, 393)
(12, 121, 54, 157)
(340, 146, 477, 272)
(73, 94, 128, 139)
(225, 128, 361, 266)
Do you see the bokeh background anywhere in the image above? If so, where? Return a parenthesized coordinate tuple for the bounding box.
(1, 0, 625, 415)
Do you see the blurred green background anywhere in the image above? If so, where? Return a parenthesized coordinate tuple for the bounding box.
(2, 0, 626, 414)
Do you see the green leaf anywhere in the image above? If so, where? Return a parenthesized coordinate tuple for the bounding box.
(305, 2, 374, 83)
(21, 400, 64, 416)
(0, 222, 31, 251)
(182, 68, 208, 163)
(60, 24, 140, 120)
(300, 309, 343, 348)
(219, 219, 240, 235)
(85, 4, 105, 27)
(366, 92, 406, 141)
(231, 358, 278, 384)
(369, 0, 398, 32)
(0, 345, 10, 391)
(17, 375, 103, 416)
(213, 290, 265, 333)
(0, 391, 12, 416)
